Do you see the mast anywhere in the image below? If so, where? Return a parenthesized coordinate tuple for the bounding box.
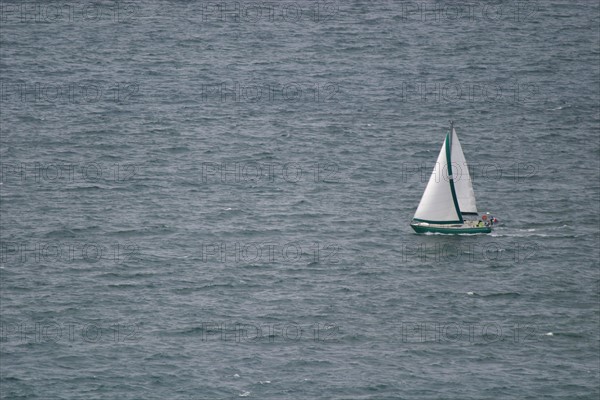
(446, 121, 463, 223)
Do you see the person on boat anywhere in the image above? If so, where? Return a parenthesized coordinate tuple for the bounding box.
(482, 214, 488, 227)
(477, 220, 484, 227)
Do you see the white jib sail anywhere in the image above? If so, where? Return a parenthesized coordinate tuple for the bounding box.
(450, 128, 478, 214)
(413, 134, 462, 223)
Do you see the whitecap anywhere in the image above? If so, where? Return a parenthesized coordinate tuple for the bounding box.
(239, 391, 251, 397)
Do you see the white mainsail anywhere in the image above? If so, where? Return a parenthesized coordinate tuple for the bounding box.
(413, 134, 462, 223)
(413, 126, 477, 223)
(450, 128, 477, 214)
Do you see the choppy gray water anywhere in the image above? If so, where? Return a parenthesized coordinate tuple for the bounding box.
(1, 1, 599, 399)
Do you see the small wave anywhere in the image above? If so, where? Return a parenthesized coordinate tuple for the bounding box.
(546, 105, 570, 111)
(107, 283, 139, 289)
(44, 228, 77, 238)
(165, 146, 190, 153)
(480, 292, 521, 299)
(549, 224, 570, 230)
(64, 185, 104, 191)
(545, 332, 587, 339)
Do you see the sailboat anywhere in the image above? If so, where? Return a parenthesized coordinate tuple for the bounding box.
(410, 122, 494, 234)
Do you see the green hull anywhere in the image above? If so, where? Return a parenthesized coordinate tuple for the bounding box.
(410, 223, 491, 235)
